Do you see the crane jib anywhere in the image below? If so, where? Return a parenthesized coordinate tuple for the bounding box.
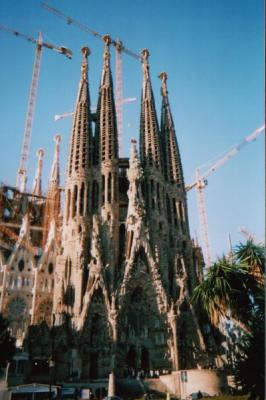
(0, 23, 72, 192)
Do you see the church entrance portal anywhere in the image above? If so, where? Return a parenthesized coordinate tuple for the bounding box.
(126, 346, 150, 371)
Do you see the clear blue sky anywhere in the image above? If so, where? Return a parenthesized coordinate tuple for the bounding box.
(0, 0, 264, 261)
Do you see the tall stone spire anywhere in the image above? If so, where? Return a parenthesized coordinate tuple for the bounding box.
(159, 72, 184, 189)
(42, 135, 61, 246)
(139, 49, 165, 252)
(64, 47, 93, 226)
(49, 134, 61, 187)
(96, 35, 119, 163)
(32, 149, 44, 196)
(94, 35, 119, 281)
(56, 47, 93, 316)
(159, 72, 190, 239)
(140, 49, 162, 171)
(67, 46, 92, 178)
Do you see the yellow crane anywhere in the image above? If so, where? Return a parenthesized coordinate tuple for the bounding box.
(0, 25, 72, 193)
(186, 125, 265, 269)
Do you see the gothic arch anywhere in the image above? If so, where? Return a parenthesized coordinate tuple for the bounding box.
(117, 251, 171, 373)
(6, 294, 29, 338)
(80, 287, 112, 379)
(35, 298, 53, 326)
(119, 242, 168, 314)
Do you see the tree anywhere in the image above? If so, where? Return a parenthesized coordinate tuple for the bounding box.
(191, 241, 265, 400)
(190, 256, 255, 333)
(234, 296, 265, 400)
(234, 240, 265, 286)
(0, 314, 16, 368)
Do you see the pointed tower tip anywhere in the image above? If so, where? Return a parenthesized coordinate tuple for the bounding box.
(49, 134, 61, 185)
(36, 148, 44, 159)
(81, 46, 90, 58)
(102, 35, 111, 69)
(141, 48, 150, 66)
(159, 72, 168, 97)
(32, 148, 44, 196)
(159, 72, 168, 82)
(80, 47, 90, 82)
(141, 49, 150, 80)
(130, 138, 138, 160)
(54, 134, 62, 145)
(102, 34, 112, 45)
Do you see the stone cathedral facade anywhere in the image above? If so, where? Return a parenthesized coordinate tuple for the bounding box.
(0, 37, 220, 381)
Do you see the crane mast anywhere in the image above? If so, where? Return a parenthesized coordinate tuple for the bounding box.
(17, 33, 42, 192)
(195, 169, 212, 269)
(186, 125, 264, 270)
(115, 41, 123, 154)
(0, 24, 72, 193)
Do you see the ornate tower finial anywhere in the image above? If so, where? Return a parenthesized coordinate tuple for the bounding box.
(81, 46, 90, 81)
(128, 138, 144, 187)
(159, 72, 185, 187)
(50, 134, 61, 185)
(102, 34, 112, 45)
(159, 72, 168, 97)
(130, 138, 138, 160)
(102, 35, 111, 68)
(67, 46, 92, 177)
(141, 48, 150, 61)
(96, 33, 118, 162)
(82, 46, 90, 58)
(100, 35, 112, 84)
(141, 48, 150, 81)
(32, 148, 44, 196)
(42, 135, 62, 247)
(139, 48, 162, 171)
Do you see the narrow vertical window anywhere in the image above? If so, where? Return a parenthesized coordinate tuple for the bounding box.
(72, 185, 78, 217)
(92, 180, 99, 213)
(80, 183, 85, 216)
(102, 175, 105, 205)
(108, 173, 111, 203)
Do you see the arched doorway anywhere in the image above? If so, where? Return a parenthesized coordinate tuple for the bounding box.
(80, 289, 112, 379)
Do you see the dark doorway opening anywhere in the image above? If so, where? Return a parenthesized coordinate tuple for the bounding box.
(126, 346, 137, 369)
(90, 351, 98, 379)
(141, 347, 149, 371)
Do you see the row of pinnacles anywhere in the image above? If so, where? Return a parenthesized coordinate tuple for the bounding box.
(0, 36, 222, 381)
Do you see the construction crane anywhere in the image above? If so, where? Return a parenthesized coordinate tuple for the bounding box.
(0, 224, 38, 255)
(238, 227, 257, 242)
(41, 2, 140, 154)
(54, 97, 136, 121)
(186, 124, 265, 269)
(0, 25, 72, 193)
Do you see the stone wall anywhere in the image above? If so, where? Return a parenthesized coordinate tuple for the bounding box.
(145, 369, 228, 398)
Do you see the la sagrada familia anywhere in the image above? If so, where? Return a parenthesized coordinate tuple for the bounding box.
(0, 37, 220, 381)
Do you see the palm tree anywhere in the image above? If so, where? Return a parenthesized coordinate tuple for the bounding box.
(191, 242, 265, 400)
(234, 240, 265, 286)
(190, 256, 259, 334)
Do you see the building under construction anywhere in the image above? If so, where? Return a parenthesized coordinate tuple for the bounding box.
(0, 37, 228, 392)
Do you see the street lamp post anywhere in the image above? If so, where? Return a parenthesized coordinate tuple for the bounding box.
(48, 358, 55, 400)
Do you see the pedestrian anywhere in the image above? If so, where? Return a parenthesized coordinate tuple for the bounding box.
(197, 390, 203, 399)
